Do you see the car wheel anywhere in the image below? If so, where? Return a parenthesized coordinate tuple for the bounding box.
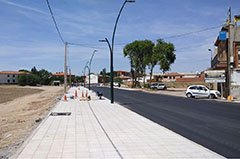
(209, 94, 215, 99)
(186, 93, 192, 98)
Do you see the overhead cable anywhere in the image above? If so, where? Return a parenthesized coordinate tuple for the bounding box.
(46, 0, 65, 44)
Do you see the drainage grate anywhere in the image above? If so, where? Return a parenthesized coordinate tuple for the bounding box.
(50, 112, 71, 116)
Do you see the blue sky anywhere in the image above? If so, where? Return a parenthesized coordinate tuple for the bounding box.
(0, 0, 239, 75)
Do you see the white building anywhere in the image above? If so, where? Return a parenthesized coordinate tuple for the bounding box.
(85, 74, 98, 84)
(0, 71, 25, 84)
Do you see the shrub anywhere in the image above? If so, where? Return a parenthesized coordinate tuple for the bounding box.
(17, 73, 40, 86)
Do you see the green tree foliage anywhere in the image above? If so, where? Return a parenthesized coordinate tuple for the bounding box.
(18, 69, 29, 73)
(114, 77, 123, 84)
(31, 66, 38, 75)
(38, 69, 53, 85)
(17, 73, 40, 86)
(154, 39, 176, 73)
(124, 40, 154, 86)
(52, 76, 64, 84)
(101, 68, 107, 85)
(18, 67, 54, 86)
(73, 76, 84, 83)
(124, 39, 176, 86)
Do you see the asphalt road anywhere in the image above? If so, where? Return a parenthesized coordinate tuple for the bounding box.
(91, 86, 240, 159)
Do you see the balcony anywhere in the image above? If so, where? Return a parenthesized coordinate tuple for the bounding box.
(211, 54, 227, 70)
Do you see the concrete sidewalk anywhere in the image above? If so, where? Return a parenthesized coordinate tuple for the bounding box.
(13, 87, 225, 159)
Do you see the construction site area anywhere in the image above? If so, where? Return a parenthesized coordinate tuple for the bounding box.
(0, 85, 63, 158)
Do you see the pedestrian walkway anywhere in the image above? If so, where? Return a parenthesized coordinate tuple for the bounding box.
(13, 87, 225, 159)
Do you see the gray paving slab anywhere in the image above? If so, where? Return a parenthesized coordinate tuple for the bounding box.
(12, 87, 225, 159)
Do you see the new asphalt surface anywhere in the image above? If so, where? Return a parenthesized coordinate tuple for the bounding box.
(91, 86, 240, 159)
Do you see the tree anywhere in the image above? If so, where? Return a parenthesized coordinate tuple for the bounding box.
(146, 39, 175, 85)
(124, 39, 176, 87)
(31, 66, 38, 75)
(38, 69, 53, 85)
(154, 39, 176, 73)
(18, 69, 29, 73)
(17, 73, 40, 86)
(114, 77, 123, 84)
(124, 40, 154, 87)
(102, 68, 107, 85)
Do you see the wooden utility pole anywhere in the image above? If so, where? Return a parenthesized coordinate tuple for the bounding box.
(69, 68, 72, 87)
(227, 7, 234, 96)
(64, 42, 67, 94)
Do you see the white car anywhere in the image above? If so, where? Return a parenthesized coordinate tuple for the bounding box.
(150, 83, 167, 90)
(185, 85, 221, 99)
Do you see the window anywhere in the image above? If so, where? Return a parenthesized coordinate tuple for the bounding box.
(13, 80, 15, 83)
(13, 75, 15, 78)
(189, 86, 197, 90)
(7, 75, 10, 77)
(7, 80, 10, 83)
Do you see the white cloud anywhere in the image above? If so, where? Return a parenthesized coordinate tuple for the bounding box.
(0, 0, 48, 15)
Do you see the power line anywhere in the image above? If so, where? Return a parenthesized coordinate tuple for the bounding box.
(115, 24, 224, 46)
(46, 0, 65, 44)
(45, 1, 103, 49)
(163, 24, 224, 39)
(176, 42, 215, 51)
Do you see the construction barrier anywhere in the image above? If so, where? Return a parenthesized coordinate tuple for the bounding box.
(64, 94, 67, 101)
(227, 95, 233, 102)
(75, 90, 78, 98)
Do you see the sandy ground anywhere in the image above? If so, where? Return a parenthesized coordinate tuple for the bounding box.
(0, 85, 42, 104)
(0, 86, 63, 158)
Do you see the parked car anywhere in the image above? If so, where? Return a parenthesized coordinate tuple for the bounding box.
(150, 83, 167, 90)
(113, 82, 121, 87)
(185, 85, 221, 99)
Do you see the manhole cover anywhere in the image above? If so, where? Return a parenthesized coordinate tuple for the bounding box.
(50, 112, 71, 116)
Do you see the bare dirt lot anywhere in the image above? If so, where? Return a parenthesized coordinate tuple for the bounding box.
(0, 85, 63, 158)
(0, 85, 43, 104)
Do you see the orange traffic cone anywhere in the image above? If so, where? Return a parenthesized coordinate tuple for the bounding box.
(75, 90, 78, 98)
(64, 94, 67, 101)
(82, 91, 84, 98)
(85, 91, 88, 98)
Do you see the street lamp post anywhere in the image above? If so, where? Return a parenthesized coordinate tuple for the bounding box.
(208, 49, 212, 68)
(88, 50, 97, 90)
(82, 71, 85, 87)
(99, 0, 135, 104)
(83, 61, 89, 88)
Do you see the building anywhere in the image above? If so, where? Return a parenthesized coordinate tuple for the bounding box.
(161, 72, 183, 82)
(212, 24, 240, 97)
(147, 72, 204, 83)
(0, 71, 25, 84)
(85, 74, 98, 84)
(116, 70, 131, 81)
(175, 72, 205, 83)
(52, 72, 75, 77)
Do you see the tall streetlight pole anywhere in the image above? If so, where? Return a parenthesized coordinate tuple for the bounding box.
(99, 0, 135, 104)
(208, 49, 212, 68)
(83, 61, 89, 88)
(82, 71, 85, 87)
(88, 50, 97, 90)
